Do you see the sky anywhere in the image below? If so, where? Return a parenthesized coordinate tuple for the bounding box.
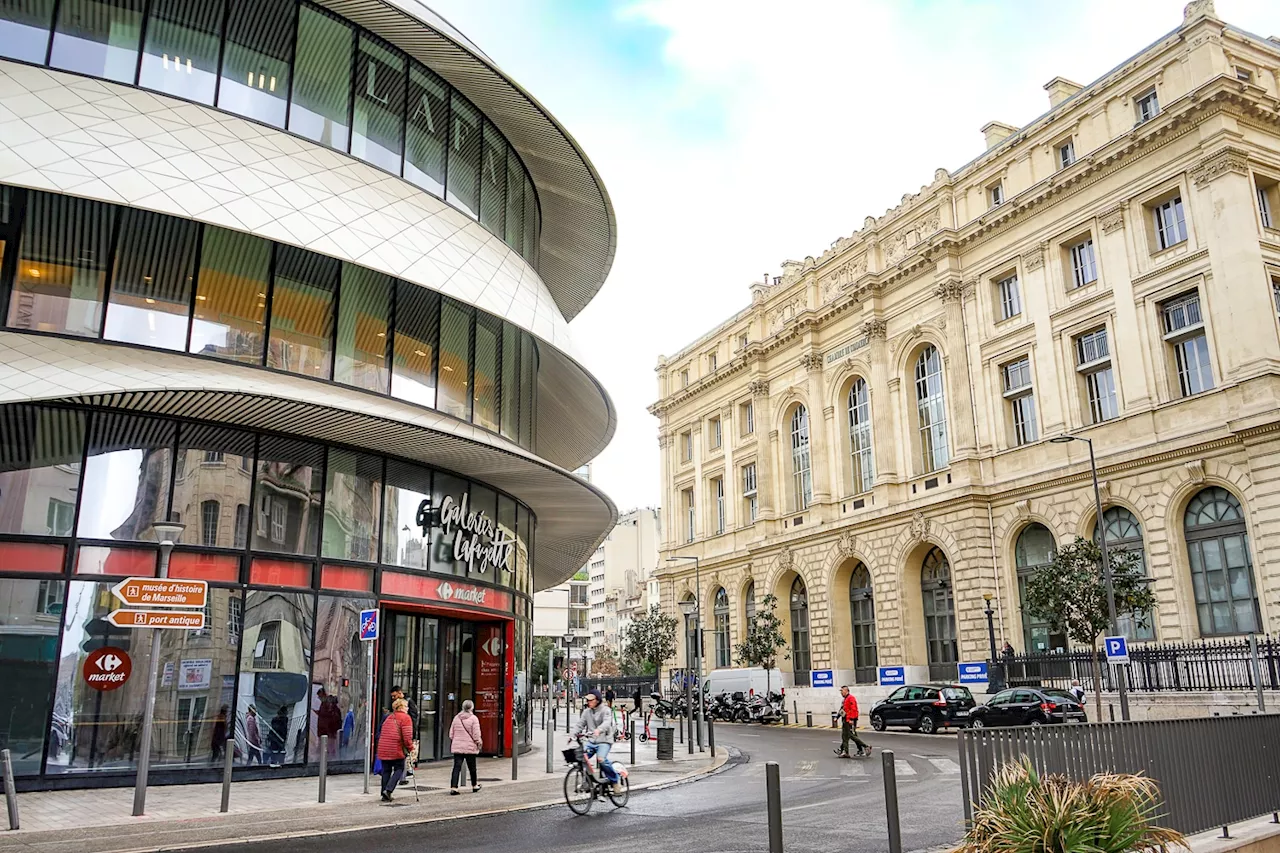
(429, 0, 1280, 514)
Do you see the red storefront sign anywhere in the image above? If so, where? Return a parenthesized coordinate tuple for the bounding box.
(475, 624, 504, 750)
(380, 572, 513, 614)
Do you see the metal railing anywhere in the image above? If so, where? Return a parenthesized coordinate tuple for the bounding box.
(957, 715, 1280, 836)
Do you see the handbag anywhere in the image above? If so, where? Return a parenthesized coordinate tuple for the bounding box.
(373, 757, 383, 774)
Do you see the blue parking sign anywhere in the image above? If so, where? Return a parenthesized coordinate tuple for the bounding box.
(958, 662, 988, 685)
(878, 666, 906, 686)
(811, 669, 834, 688)
(359, 609, 379, 641)
(1104, 635, 1129, 663)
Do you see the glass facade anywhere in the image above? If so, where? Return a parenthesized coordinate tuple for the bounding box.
(0, 184, 541, 452)
(0, 0, 540, 264)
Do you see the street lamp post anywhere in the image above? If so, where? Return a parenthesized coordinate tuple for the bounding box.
(1050, 434, 1130, 721)
(982, 593, 1003, 693)
(667, 555, 704, 752)
(133, 521, 185, 816)
(562, 633, 575, 706)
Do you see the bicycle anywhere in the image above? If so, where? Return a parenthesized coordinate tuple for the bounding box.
(562, 735, 629, 815)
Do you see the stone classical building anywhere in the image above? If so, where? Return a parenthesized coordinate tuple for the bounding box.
(651, 1, 1280, 689)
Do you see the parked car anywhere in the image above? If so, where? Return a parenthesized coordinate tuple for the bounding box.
(968, 687, 1088, 728)
(869, 684, 975, 734)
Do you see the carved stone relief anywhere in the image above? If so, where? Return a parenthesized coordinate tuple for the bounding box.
(1099, 206, 1125, 235)
(749, 379, 771, 398)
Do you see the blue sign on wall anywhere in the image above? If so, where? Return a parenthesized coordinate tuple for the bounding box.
(359, 609, 379, 641)
(878, 666, 906, 687)
(1104, 635, 1129, 663)
(811, 669, 834, 689)
(958, 662, 988, 685)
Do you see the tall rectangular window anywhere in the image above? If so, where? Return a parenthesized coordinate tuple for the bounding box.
(322, 449, 380, 563)
(390, 281, 438, 409)
(712, 476, 725, 535)
(1058, 140, 1075, 169)
(104, 208, 200, 351)
(334, 264, 391, 393)
(77, 413, 175, 542)
(1136, 88, 1160, 123)
(1259, 185, 1273, 230)
(709, 416, 721, 450)
(683, 488, 695, 543)
(217, 0, 294, 128)
(500, 322, 519, 440)
(681, 430, 692, 463)
(997, 274, 1021, 320)
(741, 400, 754, 435)
(1076, 327, 1117, 424)
(480, 122, 507, 235)
(1069, 239, 1097, 288)
(1153, 196, 1187, 250)
(50, 0, 144, 84)
(1003, 358, 1037, 446)
(742, 463, 758, 523)
(522, 173, 538, 265)
(989, 182, 1004, 207)
(253, 436, 323, 556)
(404, 63, 449, 196)
(0, 406, 85, 536)
(351, 33, 406, 174)
(267, 246, 337, 379)
(189, 226, 269, 363)
(518, 331, 535, 448)
(138, 0, 223, 105)
(473, 313, 500, 432)
(1162, 292, 1213, 397)
(446, 95, 481, 218)
(504, 154, 525, 255)
(172, 423, 252, 549)
(381, 459, 430, 569)
(0, 0, 56, 63)
(438, 297, 473, 421)
(288, 5, 353, 151)
(7, 192, 113, 338)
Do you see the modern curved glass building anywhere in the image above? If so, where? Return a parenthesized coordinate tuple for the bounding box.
(0, 0, 616, 788)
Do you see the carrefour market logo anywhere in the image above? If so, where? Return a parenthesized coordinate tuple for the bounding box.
(438, 581, 489, 606)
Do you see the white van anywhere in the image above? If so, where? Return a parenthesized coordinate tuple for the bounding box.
(704, 667, 786, 699)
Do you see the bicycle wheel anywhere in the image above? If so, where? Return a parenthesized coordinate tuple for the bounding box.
(606, 775, 630, 808)
(563, 765, 594, 815)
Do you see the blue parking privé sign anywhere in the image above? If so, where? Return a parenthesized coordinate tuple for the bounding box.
(359, 609, 379, 641)
(811, 669, 834, 688)
(958, 662, 988, 685)
(878, 666, 906, 687)
(1104, 635, 1129, 664)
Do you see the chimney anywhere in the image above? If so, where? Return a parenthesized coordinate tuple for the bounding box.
(981, 121, 1019, 150)
(1043, 76, 1083, 108)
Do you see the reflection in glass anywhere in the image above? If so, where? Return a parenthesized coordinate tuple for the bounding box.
(438, 298, 472, 421)
(76, 414, 175, 542)
(138, 0, 223, 104)
(0, 0, 56, 63)
(382, 460, 430, 569)
(467, 483, 496, 579)
(430, 472, 466, 576)
(480, 123, 506, 234)
(50, 0, 143, 83)
(252, 437, 322, 556)
(288, 4, 352, 151)
(473, 314, 499, 432)
(0, 578, 62, 775)
(267, 246, 337, 379)
(0, 406, 84, 536)
(446, 95, 481, 217)
(500, 323, 518, 441)
(519, 332, 536, 448)
(322, 449, 380, 563)
(404, 63, 448, 196)
(515, 504, 530, 597)
(237, 590, 314, 766)
(497, 494, 516, 584)
(217, 0, 294, 128)
(351, 33, 405, 174)
(172, 424, 253, 550)
(310, 595, 374, 762)
(7, 192, 113, 338)
(189, 227, 270, 363)
(522, 172, 538, 265)
(334, 264, 390, 393)
(504, 154, 524, 256)
(390, 282, 438, 409)
(104, 208, 200, 351)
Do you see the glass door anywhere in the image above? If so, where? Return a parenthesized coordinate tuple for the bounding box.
(416, 618, 439, 761)
(439, 621, 460, 758)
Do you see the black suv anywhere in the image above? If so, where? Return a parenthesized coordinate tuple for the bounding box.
(869, 684, 975, 734)
(968, 687, 1087, 728)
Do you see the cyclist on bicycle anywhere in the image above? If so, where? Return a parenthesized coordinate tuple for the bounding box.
(571, 689, 621, 792)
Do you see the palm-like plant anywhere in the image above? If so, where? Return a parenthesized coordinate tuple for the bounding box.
(954, 759, 1187, 853)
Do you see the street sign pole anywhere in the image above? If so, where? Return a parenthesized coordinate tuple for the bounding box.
(358, 609, 378, 795)
(133, 521, 184, 816)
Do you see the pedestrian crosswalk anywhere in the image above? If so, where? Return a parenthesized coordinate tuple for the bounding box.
(740, 754, 960, 780)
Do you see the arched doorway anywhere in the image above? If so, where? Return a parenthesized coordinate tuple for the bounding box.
(849, 563, 877, 684)
(1094, 507, 1155, 641)
(921, 547, 957, 681)
(1015, 524, 1065, 653)
(1184, 487, 1261, 636)
(790, 577, 811, 687)
(713, 588, 730, 669)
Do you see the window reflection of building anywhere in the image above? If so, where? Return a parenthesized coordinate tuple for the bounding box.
(0, 579, 63, 775)
(237, 591, 314, 767)
(310, 595, 373, 762)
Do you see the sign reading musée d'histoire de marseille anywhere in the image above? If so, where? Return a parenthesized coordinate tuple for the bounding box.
(416, 494, 514, 575)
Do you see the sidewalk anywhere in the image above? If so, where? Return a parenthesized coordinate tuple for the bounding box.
(0, 727, 727, 853)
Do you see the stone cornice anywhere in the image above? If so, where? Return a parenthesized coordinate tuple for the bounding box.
(1130, 248, 1211, 288)
(1190, 146, 1250, 186)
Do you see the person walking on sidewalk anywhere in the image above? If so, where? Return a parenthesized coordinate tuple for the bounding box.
(377, 698, 415, 801)
(448, 699, 484, 795)
(834, 686, 870, 758)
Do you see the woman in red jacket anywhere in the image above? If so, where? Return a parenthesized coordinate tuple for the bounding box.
(377, 698, 415, 800)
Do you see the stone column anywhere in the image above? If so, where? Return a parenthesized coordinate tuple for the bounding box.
(657, 432, 674, 550)
(864, 318, 896, 484)
(802, 351, 831, 505)
(750, 380, 775, 521)
(936, 280, 978, 459)
(721, 403, 736, 530)
(1095, 204, 1152, 410)
(1020, 244, 1067, 436)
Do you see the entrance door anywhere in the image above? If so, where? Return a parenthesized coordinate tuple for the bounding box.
(416, 618, 439, 761)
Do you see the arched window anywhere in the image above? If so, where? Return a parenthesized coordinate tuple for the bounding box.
(744, 581, 756, 628)
(921, 547, 957, 681)
(1094, 507, 1155, 641)
(849, 563, 877, 684)
(1015, 524, 1065, 652)
(790, 406, 812, 511)
(790, 577, 811, 686)
(914, 346, 949, 473)
(847, 378, 874, 494)
(1184, 487, 1260, 636)
(713, 588, 730, 669)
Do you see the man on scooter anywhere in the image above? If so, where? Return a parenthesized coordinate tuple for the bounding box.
(571, 690, 622, 792)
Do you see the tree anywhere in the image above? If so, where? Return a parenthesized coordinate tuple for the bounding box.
(1023, 536, 1157, 720)
(591, 645, 621, 677)
(532, 636, 556, 685)
(733, 593, 790, 695)
(621, 605, 678, 677)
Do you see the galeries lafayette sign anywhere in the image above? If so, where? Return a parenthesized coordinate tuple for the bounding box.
(416, 493, 514, 575)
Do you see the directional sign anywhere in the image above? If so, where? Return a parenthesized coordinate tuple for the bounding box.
(811, 669, 834, 689)
(83, 647, 132, 691)
(958, 662, 989, 685)
(359, 609, 379, 641)
(112, 577, 207, 609)
(878, 666, 906, 687)
(1104, 635, 1130, 664)
(107, 609, 206, 629)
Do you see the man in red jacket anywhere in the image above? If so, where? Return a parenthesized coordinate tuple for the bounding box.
(834, 686, 871, 758)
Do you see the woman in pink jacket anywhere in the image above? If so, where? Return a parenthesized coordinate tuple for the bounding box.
(448, 699, 483, 795)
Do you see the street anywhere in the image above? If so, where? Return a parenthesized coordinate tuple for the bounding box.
(191, 724, 966, 853)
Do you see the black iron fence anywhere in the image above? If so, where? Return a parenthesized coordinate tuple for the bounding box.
(957, 715, 1280, 836)
(1000, 635, 1279, 693)
(580, 675, 661, 699)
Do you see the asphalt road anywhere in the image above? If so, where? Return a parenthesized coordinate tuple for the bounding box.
(194, 724, 967, 853)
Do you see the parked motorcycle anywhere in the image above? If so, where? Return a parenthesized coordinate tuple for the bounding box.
(649, 692, 680, 720)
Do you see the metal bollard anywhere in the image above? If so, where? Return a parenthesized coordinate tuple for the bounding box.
(219, 743, 233, 813)
(806, 710, 813, 728)
(546, 709, 555, 774)
(883, 749, 902, 853)
(511, 729, 518, 781)
(793, 700, 798, 725)
(2, 749, 19, 830)
(765, 761, 783, 853)
(708, 715, 716, 758)
(318, 735, 328, 803)
(630, 719, 636, 765)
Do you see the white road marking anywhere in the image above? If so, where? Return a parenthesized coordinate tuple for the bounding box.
(839, 761, 867, 777)
(783, 797, 848, 813)
(894, 760, 917, 776)
(795, 760, 817, 774)
(928, 758, 961, 774)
